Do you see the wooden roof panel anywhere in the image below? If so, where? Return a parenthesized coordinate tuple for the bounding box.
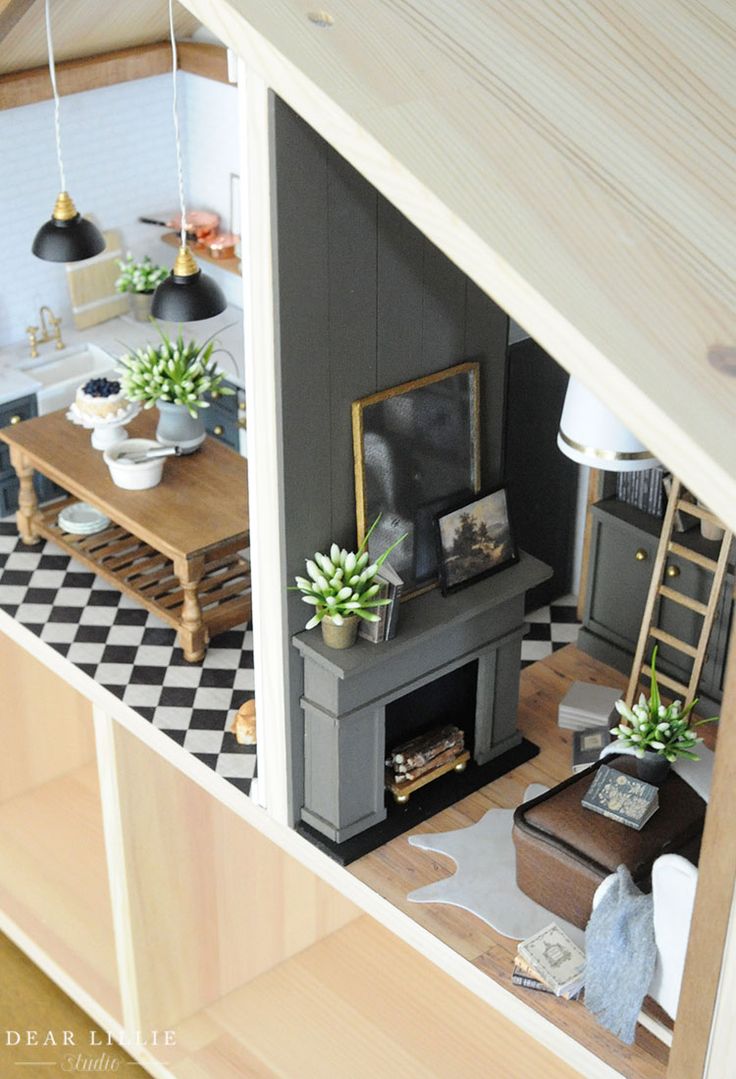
(183, 0, 736, 526)
(0, 0, 200, 74)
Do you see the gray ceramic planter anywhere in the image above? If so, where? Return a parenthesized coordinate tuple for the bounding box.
(155, 401, 206, 454)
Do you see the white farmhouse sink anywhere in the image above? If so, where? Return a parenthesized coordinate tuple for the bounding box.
(18, 344, 119, 415)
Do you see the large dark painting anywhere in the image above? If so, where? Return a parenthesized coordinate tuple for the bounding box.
(352, 362, 481, 594)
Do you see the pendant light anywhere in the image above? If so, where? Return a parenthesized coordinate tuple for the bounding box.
(557, 377, 657, 472)
(152, 0, 226, 322)
(32, 0, 105, 262)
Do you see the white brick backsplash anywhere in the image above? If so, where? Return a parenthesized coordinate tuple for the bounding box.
(1, 71, 244, 346)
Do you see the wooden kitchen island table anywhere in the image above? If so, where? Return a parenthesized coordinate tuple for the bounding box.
(0, 408, 250, 661)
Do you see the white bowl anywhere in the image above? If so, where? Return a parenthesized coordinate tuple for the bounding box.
(103, 439, 166, 490)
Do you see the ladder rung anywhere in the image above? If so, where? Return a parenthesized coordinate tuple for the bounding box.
(676, 500, 721, 528)
(641, 665, 689, 697)
(658, 585, 708, 615)
(649, 627, 698, 658)
(667, 542, 719, 572)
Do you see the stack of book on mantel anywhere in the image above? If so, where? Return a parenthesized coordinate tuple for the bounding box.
(359, 562, 404, 643)
(512, 923, 586, 1001)
(385, 725, 469, 800)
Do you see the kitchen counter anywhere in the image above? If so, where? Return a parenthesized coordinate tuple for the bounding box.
(0, 303, 246, 406)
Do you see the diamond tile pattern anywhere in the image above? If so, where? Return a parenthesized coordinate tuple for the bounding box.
(0, 524, 256, 796)
(520, 593, 581, 668)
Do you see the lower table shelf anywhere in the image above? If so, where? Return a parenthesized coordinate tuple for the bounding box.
(35, 497, 252, 659)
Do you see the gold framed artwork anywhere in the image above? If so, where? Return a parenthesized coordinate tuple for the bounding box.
(352, 361, 481, 596)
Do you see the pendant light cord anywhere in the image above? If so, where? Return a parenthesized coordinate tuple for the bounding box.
(44, 0, 66, 193)
(168, 0, 187, 249)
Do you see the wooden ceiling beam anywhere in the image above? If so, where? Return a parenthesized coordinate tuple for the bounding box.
(178, 40, 229, 82)
(0, 0, 35, 42)
(0, 40, 229, 110)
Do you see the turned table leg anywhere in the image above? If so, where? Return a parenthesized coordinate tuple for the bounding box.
(174, 555, 208, 662)
(9, 448, 41, 545)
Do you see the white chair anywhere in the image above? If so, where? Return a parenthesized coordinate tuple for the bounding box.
(592, 853, 698, 1020)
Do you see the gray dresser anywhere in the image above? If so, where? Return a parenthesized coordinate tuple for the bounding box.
(579, 498, 733, 713)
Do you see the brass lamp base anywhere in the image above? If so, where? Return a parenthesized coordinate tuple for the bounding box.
(52, 191, 78, 221)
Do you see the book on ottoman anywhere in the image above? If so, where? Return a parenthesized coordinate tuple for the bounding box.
(558, 682, 623, 731)
(582, 764, 659, 830)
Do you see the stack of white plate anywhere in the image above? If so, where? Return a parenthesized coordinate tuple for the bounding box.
(58, 502, 111, 536)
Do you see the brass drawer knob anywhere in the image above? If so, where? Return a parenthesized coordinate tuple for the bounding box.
(213, 424, 224, 437)
(635, 548, 648, 561)
(9, 414, 21, 426)
(666, 564, 681, 578)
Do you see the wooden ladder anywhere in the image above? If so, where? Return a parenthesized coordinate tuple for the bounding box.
(626, 478, 733, 708)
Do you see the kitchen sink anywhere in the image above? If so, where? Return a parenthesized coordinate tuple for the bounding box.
(18, 344, 119, 415)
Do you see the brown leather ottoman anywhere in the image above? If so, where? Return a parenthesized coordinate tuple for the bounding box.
(512, 756, 705, 929)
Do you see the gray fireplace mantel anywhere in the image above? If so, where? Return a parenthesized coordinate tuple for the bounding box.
(293, 552, 551, 843)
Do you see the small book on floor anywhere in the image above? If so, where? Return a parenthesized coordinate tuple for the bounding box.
(558, 681, 623, 731)
(511, 958, 582, 1000)
(572, 726, 611, 773)
(517, 923, 586, 998)
(581, 764, 659, 830)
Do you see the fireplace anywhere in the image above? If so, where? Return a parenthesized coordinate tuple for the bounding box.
(293, 552, 550, 863)
(385, 660, 478, 762)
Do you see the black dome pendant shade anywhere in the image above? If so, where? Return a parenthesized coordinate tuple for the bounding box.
(32, 191, 106, 263)
(151, 245, 226, 322)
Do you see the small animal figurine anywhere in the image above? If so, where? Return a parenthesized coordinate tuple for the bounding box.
(232, 698, 256, 745)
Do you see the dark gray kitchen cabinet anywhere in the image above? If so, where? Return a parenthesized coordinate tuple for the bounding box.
(203, 379, 243, 452)
(578, 499, 731, 714)
(0, 394, 36, 518)
(0, 394, 68, 516)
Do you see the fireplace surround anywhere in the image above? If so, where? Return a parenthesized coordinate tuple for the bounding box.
(294, 552, 550, 853)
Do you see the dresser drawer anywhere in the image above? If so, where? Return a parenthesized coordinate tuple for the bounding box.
(204, 408, 238, 451)
(0, 394, 37, 431)
(207, 378, 239, 417)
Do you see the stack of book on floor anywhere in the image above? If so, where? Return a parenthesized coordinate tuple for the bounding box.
(385, 725, 468, 797)
(559, 682, 621, 774)
(558, 682, 622, 731)
(358, 562, 403, 643)
(512, 923, 585, 1001)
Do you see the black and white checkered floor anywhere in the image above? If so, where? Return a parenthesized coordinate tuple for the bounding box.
(520, 593, 581, 668)
(0, 518, 581, 802)
(0, 524, 257, 797)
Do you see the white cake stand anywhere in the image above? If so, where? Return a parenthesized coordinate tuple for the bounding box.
(66, 401, 142, 450)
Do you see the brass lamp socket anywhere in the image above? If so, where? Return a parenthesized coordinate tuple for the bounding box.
(172, 246, 199, 278)
(52, 191, 78, 222)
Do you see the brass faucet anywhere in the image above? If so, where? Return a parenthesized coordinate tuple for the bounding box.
(26, 306, 65, 358)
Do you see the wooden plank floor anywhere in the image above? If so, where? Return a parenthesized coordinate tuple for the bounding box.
(351, 645, 671, 1079)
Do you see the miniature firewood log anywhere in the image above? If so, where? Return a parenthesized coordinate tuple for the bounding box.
(232, 698, 257, 744)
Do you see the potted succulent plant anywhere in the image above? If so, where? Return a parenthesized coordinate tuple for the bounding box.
(292, 518, 407, 649)
(117, 325, 233, 453)
(115, 253, 169, 322)
(611, 646, 717, 783)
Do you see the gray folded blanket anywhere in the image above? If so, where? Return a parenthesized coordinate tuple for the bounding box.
(584, 865, 657, 1044)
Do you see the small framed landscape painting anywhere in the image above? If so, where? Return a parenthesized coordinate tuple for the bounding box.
(435, 485, 518, 595)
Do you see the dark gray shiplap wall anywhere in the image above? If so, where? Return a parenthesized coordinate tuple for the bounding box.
(273, 96, 509, 819)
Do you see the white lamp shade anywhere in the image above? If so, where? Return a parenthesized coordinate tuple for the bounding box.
(557, 378, 657, 472)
